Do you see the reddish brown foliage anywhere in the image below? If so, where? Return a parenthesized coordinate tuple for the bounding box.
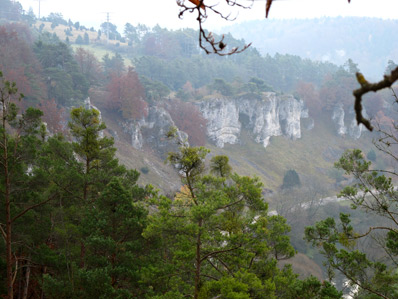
(295, 81, 320, 117)
(39, 99, 67, 134)
(7, 66, 32, 95)
(166, 100, 207, 146)
(182, 81, 194, 94)
(320, 73, 357, 111)
(375, 111, 394, 129)
(0, 24, 46, 103)
(74, 47, 103, 84)
(144, 35, 177, 59)
(106, 67, 148, 120)
(363, 93, 384, 117)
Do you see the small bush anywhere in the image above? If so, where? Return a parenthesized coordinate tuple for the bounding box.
(282, 169, 301, 189)
(367, 149, 376, 162)
(75, 35, 84, 44)
(140, 167, 149, 174)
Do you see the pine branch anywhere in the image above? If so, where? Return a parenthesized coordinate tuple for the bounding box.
(11, 193, 58, 223)
(200, 244, 242, 262)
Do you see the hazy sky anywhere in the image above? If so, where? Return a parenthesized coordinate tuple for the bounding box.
(17, 0, 398, 32)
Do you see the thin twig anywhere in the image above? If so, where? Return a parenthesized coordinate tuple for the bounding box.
(177, 0, 252, 55)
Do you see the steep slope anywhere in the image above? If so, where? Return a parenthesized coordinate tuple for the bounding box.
(92, 102, 181, 193)
(96, 93, 378, 195)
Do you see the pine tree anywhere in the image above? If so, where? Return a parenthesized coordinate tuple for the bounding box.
(144, 132, 306, 298)
(0, 71, 52, 298)
(306, 148, 398, 298)
(79, 178, 149, 297)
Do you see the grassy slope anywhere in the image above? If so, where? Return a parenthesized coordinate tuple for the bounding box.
(95, 101, 181, 194)
(33, 21, 133, 66)
(207, 114, 376, 193)
(33, 21, 127, 46)
(107, 107, 378, 199)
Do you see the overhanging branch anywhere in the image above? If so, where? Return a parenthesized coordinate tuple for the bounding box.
(11, 193, 58, 223)
(179, 0, 352, 55)
(177, 0, 252, 55)
(353, 67, 398, 131)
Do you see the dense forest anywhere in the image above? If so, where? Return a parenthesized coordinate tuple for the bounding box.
(1, 0, 398, 298)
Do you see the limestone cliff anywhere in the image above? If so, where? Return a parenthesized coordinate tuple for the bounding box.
(199, 93, 309, 148)
(331, 103, 366, 139)
(117, 93, 366, 153)
(119, 106, 188, 157)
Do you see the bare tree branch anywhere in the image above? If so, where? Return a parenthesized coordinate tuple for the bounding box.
(0, 224, 6, 242)
(354, 67, 398, 131)
(178, 0, 353, 55)
(177, 0, 252, 55)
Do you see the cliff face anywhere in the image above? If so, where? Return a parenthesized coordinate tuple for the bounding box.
(200, 93, 309, 148)
(120, 106, 187, 157)
(117, 93, 366, 153)
(332, 103, 366, 139)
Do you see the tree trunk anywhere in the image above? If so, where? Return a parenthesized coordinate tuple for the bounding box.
(80, 158, 90, 268)
(3, 99, 13, 299)
(79, 241, 85, 268)
(40, 266, 47, 299)
(6, 184, 13, 299)
(194, 219, 203, 299)
(22, 260, 30, 299)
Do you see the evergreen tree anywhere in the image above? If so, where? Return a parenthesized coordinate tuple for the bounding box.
(34, 40, 89, 105)
(79, 178, 149, 297)
(0, 71, 53, 298)
(83, 32, 89, 45)
(143, 131, 337, 298)
(40, 108, 153, 297)
(68, 107, 114, 201)
(281, 169, 301, 189)
(75, 35, 84, 45)
(306, 147, 398, 298)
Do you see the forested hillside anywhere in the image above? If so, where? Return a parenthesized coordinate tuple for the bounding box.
(1, 0, 398, 297)
(0, 14, 388, 190)
(223, 17, 398, 79)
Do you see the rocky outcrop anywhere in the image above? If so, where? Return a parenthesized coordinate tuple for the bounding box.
(332, 103, 366, 139)
(84, 97, 104, 138)
(332, 103, 347, 136)
(200, 100, 241, 148)
(199, 93, 309, 148)
(118, 94, 365, 153)
(120, 106, 188, 157)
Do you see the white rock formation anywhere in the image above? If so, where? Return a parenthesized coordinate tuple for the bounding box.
(84, 97, 104, 138)
(118, 94, 366, 153)
(200, 99, 241, 148)
(200, 93, 309, 148)
(332, 103, 366, 139)
(332, 103, 348, 136)
(120, 106, 188, 155)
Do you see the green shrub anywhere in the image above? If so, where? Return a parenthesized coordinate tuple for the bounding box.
(140, 166, 149, 174)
